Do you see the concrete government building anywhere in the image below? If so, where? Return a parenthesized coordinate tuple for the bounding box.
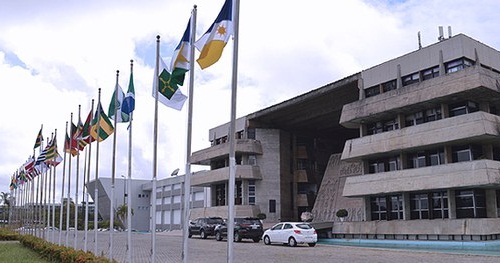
(94, 33, 500, 241)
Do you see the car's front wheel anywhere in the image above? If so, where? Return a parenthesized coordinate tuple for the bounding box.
(288, 237, 297, 247)
(263, 235, 271, 245)
(200, 229, 207, 239)
(215, 231, 223, 241)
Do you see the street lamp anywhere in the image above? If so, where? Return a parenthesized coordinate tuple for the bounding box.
(121, 175, 126, 205)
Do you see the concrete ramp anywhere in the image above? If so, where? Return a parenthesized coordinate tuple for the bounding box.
(312, 153, 364, 223)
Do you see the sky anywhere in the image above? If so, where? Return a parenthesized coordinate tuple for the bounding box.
(1, 0, 500, 203)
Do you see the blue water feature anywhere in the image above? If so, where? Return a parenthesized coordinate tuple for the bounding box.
(318, 238, 500, 256)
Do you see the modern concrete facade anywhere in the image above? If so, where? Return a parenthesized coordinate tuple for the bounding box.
(189, 33, 500, 241)
(337, 34, 500, 240)
(88, 176, 207, 232)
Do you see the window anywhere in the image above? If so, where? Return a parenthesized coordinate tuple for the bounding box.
(425, 107, 442, 122)
(215, 183, 226, 206)
(405, 111, 424, 127)
(410, 193, 429, 219)
(365, 85, 380, 98)
(248, 180, 256, 205)
(451, 145, 482, 163)
(389, 195, 404, 220)
(368, 156, 399, 173)
(383, 119, 399, 131)
(382, 80, 397, 92)
(446, 58, 473, 73)
(367, 122, 383, 135)
(402, 72, 420, 86)
(449, 101, 478, 117)
(269, 199, 276, 213)
(455, 189, 486, 218)
(247, 128, 256, 139)
(429, 149, 445, 166)
(370, 196, 387, 220)
(432, 191, 449, 219)
(422, 66, 440, 80)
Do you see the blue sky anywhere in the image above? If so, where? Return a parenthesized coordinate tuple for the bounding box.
(1, 0, 500, 202)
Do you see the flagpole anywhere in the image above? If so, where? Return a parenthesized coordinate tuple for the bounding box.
(74, 105, 82, 249)
(109, 70, 120, 261)
(47, 140, 52, 240)
(51, 129, 58, 243)
(227, 0, 240, 262)
(182, 6, 196, 263)
(84, 99, 94, 252)
(151, 34, 161, 263)
(127, 59, 134, 263)
(94, 89, 102, 255)
(59, 122, 68, 245)
(66, 113, 73, 247)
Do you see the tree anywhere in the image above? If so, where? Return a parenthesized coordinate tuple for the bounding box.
(0, 192, 11, 224)
(116, 204, 133, 230)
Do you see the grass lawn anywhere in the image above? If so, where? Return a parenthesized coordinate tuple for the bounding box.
(0, 241, 50, 263)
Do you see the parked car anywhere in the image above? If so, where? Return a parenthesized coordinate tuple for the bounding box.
(214, 217, 264, 242)
(188, 217, 224, 239)
(262, 222, 317, 247)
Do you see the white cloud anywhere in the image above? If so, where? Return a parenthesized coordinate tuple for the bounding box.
(2, 0, 500, 203)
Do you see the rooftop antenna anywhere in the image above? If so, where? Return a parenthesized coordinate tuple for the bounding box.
(438, 26, 445, 41)
(418, 31, 422, 49)
(448, 26, 452, 38)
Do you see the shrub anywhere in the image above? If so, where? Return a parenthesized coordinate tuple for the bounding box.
(256, 213, 267, 220)
(336, 209, 348, 218)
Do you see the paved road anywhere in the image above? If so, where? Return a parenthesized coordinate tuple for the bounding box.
(40, 230, 500, 263)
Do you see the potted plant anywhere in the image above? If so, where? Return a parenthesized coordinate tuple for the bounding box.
(336, 209, 348, 221)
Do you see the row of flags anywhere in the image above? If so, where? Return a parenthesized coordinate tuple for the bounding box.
(9, 0, 234, 212)
(8, 1, 235, 261)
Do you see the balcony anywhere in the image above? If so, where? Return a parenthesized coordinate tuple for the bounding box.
(340, 66, 500, 128)
(343, 160, 500, 197)
(341, 111, 500, 161)
(191, 165, 262, 187)
(191, 139, 263, 165)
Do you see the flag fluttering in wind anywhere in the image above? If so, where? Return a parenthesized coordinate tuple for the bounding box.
(65, 130, 79, 156)
(78, 109, 95, 149)
(91, 101, 114, 141)
(108, 83, 130, 122)
(154, 58, 188, 111)
(33, 127, 43, 149)
(121, 70, 136, 116)
(195, 0, 233, 69)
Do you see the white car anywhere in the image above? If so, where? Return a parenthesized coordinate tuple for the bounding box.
(262, 222, 317, 247)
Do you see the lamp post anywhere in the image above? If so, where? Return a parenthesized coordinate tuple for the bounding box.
(170, 169, 179, 231)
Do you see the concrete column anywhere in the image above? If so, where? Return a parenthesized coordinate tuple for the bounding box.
(358, 78, 365, 100)
(439, 50, 445, 75)
(485, 189, 497, 218)
(241, 180, 248, 205)
(403, 192, 411, 220)
(396, 64, 402, 89)
(441, 103, 449, 118)
(363, 196, 371, 221)
(359, 124, 367, 137)
(444, 145, 452, 164)
(448, 189, 456, 219)
(483, 144, 493, 160)
(397, 113, 405, 129)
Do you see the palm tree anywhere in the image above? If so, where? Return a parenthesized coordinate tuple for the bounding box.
(0, 192, 11, 224)
(116, 204, 133, 230)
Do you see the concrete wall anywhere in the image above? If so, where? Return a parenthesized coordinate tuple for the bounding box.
(254, 128, 283, 222)
(312, 154, 364, 222)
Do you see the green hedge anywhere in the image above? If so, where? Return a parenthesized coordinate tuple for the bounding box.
(0, 228, 115, 263)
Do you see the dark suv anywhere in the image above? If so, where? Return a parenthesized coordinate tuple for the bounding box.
(214, 217, 263, 242)
(188, 217, 224, 239)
